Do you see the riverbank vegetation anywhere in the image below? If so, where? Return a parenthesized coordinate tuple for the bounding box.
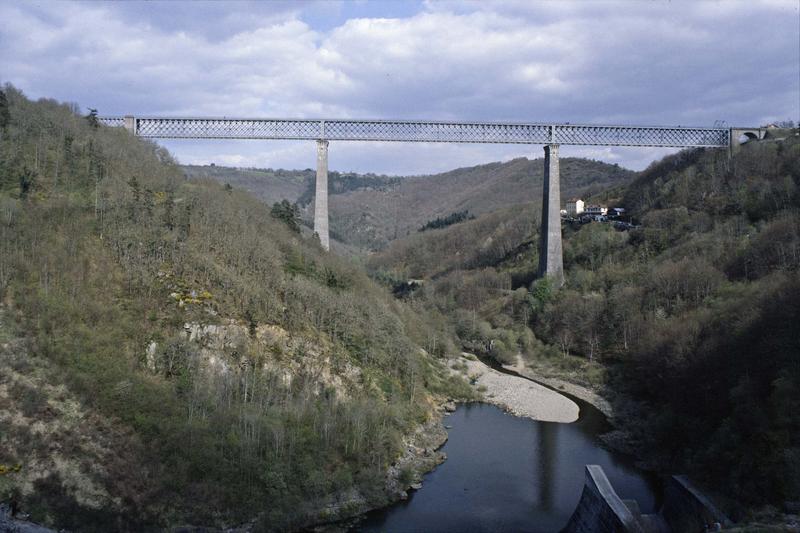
(369, 133, 800, 516)
(0, 85, 474, 530)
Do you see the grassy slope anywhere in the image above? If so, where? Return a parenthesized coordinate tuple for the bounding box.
(0, 86, 474, 531)
(368, 136, 800, 518)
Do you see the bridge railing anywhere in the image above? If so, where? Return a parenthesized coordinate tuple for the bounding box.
(99, 117, 126, 128)
(98, 116, 730, 148)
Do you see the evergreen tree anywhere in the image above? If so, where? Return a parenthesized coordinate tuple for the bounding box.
(63, 133, 74, 181)
(163, 190, 175, 230)
(18, 167, 33, 199)
(419, 210, 475, 231)
(271, 199, 301, 232)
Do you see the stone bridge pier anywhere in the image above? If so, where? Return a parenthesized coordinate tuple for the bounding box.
(310, 140, 570, 280)
(538, 144, 565, 287)
(314, 139, 330, 250)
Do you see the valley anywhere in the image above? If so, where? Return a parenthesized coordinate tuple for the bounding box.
(1, 86, 798, 532)
(184, 157, 634, 251)
(2, 1, 798, 531)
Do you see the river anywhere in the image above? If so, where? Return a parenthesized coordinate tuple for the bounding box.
(351, 391, 660, 532)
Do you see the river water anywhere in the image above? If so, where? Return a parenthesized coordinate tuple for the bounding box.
(352, 392, 660, 532)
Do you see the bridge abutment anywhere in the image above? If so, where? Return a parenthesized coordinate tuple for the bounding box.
(538, 144, 565, 287)
(123, 115, 135, 135)
(729, 127, 767, 154)
(314, 139, 330, 251)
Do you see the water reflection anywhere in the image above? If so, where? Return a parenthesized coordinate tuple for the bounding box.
(536, 421, 557, 511)
(353, 401, 660, 533)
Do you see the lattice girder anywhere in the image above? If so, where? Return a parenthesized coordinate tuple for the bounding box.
(98, 117, 730, 148)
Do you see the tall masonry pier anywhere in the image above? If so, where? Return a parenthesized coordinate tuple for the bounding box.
(101, 116, 739, 283)
(538, 144, 564, 286)
(314, 140, 330, 250)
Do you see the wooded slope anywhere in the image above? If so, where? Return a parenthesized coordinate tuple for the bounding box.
(368, 134, 800, 516)
(184, 156, 633, 250)
(0, 85, 471, 531)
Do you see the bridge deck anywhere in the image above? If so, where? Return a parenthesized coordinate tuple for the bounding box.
(98, 116, 730, 148)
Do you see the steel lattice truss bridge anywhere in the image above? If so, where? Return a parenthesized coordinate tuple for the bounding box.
(100, 116, 731, 147)
(99, 115, 761, 285)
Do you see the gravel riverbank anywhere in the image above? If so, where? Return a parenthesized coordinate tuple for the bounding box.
(503, 358, 615, 419)
(450, 354, 579, 423)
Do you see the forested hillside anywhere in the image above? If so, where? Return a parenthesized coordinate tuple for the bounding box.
(182, 164, 401, 215)
(328, 157, 634, 250)
(182, 164, 311, 207)
(0, 86, 472, 531)
(184, 156, 633, 251)
(369, 136, 800, 517)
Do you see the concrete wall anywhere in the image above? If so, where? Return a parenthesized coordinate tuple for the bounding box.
(563, 466, 733, 533)
(561, 465, 645, 533)
(660, 476, 732, 533)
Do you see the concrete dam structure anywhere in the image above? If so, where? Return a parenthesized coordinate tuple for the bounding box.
(101, 115, 752, 287)
(562, 465, 732, 533)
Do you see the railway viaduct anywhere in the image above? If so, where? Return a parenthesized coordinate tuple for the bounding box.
(100, 116, 762, 286)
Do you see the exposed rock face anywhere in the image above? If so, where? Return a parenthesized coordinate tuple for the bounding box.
(143, 320, 453, 531)
(385, 416, 449, 498)
(0, 306, 153, 529)
(145, 320, 363, 398)
(4, 306, 454, 532)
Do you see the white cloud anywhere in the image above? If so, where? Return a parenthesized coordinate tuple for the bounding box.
(0, 0, 797, 174)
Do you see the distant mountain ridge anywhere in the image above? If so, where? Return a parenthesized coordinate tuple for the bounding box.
(183, 157, 634, 250)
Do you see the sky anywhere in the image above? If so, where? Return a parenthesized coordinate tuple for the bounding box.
(1, 0, 798, 175)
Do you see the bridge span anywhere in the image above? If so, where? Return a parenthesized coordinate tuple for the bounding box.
(99, 115, 749, 286)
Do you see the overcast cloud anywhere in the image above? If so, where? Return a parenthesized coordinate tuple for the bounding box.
(1, 0, 798, 174)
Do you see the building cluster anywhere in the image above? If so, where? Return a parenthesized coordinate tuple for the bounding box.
(565, 198, 585, 216)
(561, 198, 632, 227)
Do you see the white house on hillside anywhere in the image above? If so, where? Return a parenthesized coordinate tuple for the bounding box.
(585, 205, 608, 216)
(566, 198, 585, 216)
